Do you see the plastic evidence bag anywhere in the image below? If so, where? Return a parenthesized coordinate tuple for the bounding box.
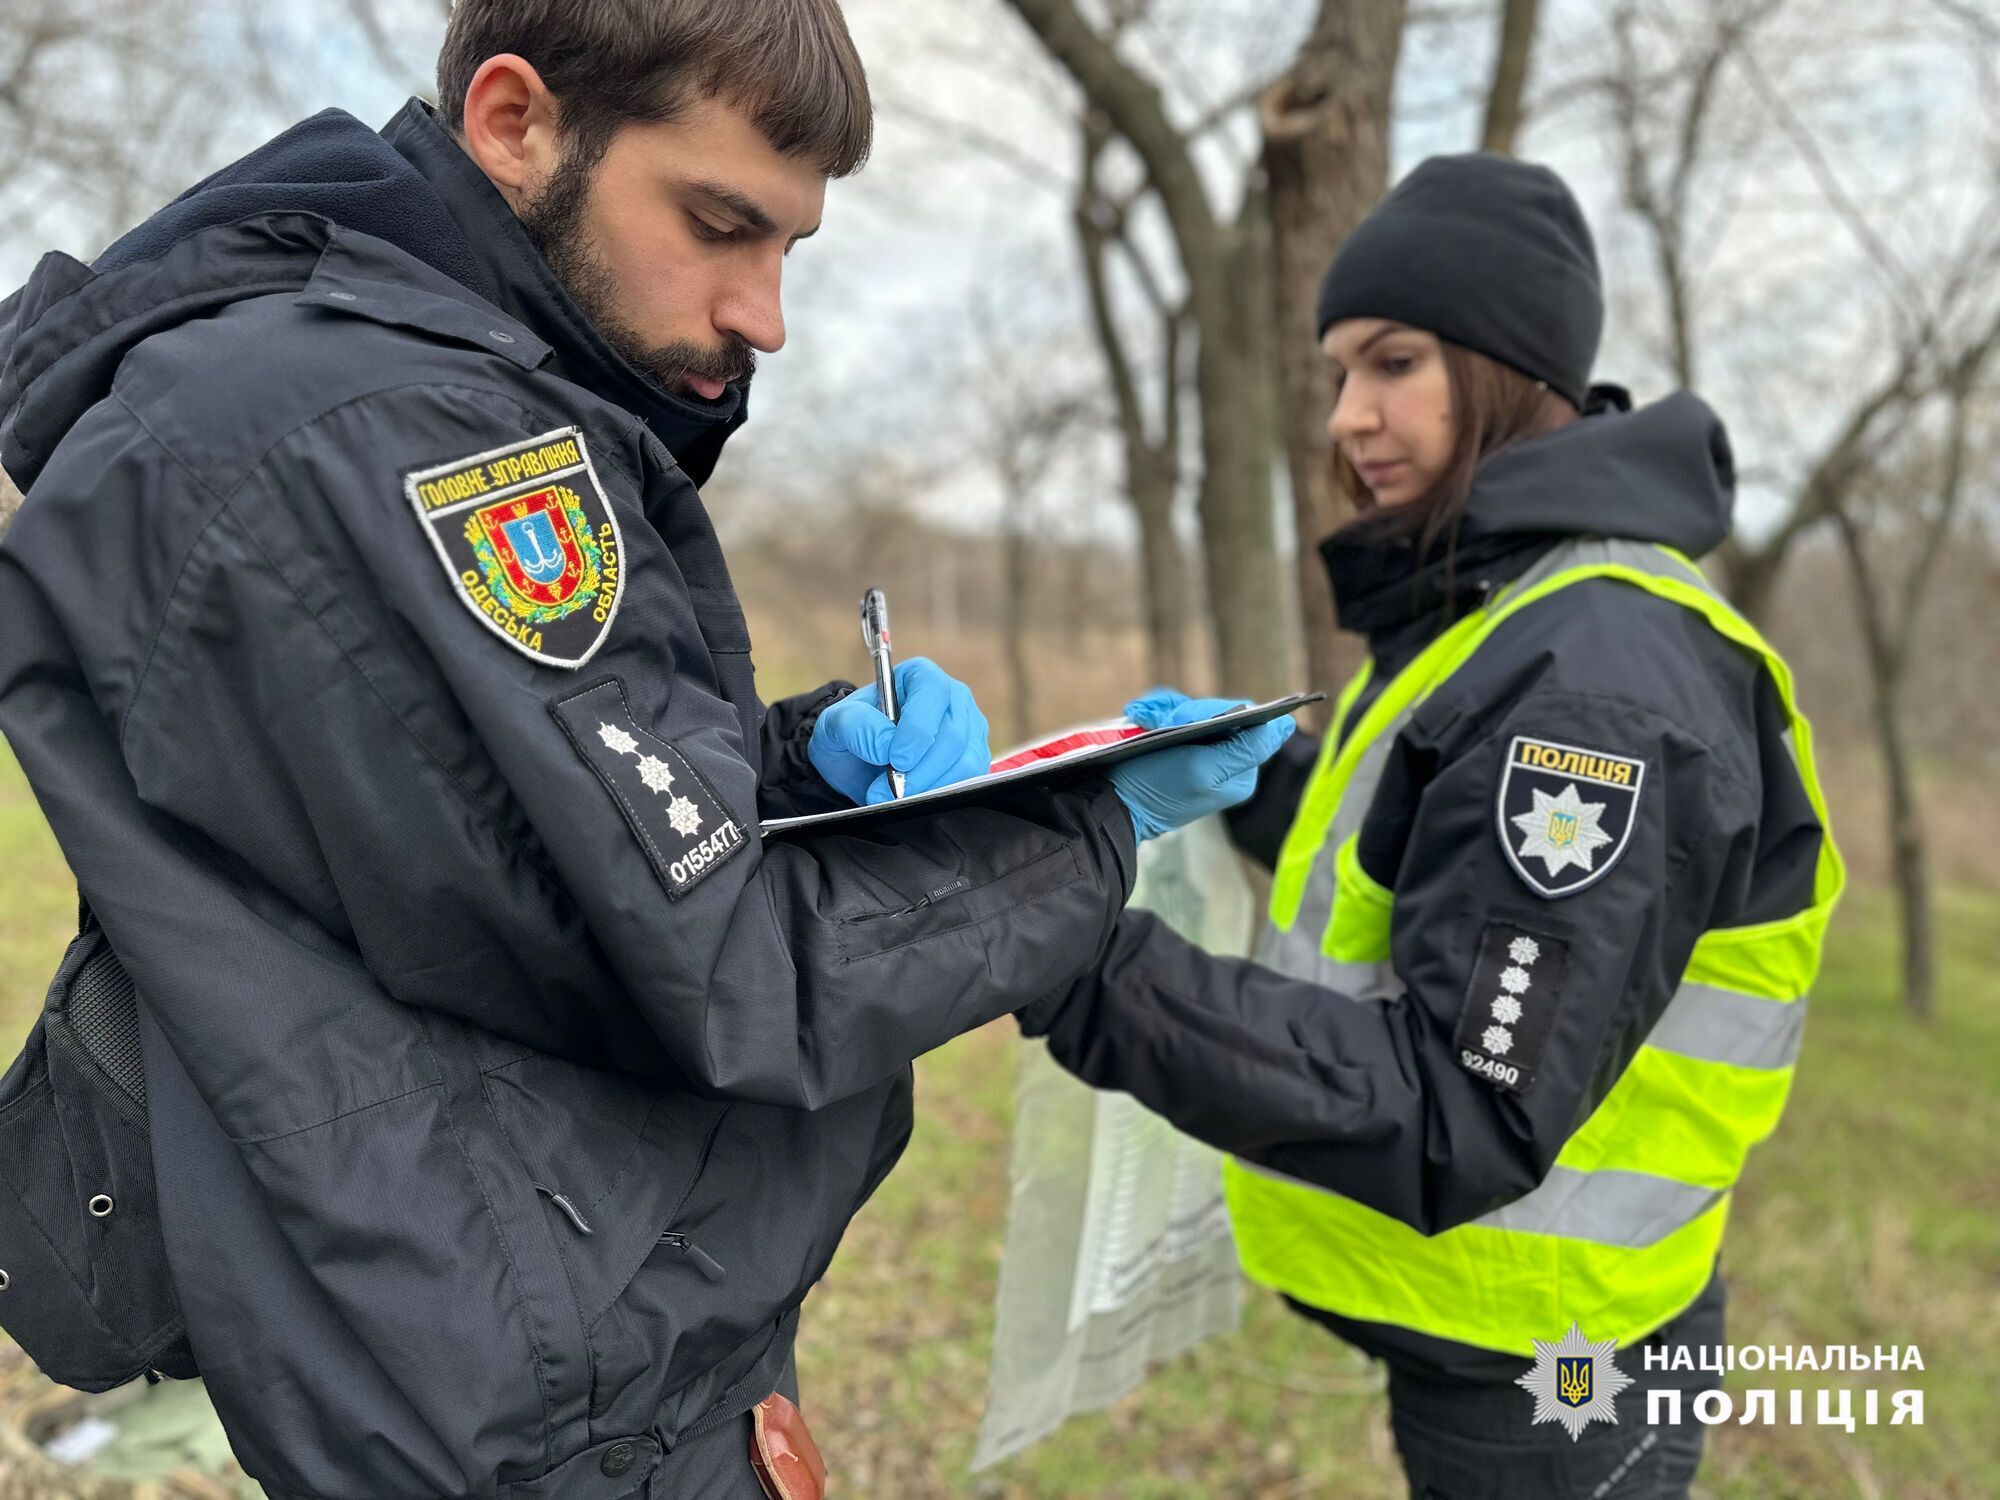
(971, 815, 1254, 1471)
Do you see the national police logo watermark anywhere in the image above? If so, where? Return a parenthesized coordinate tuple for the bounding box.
(1518, 1322, 1634, 1441)
(406, 427, 625, 669)
(1496, 736, 1645, 898)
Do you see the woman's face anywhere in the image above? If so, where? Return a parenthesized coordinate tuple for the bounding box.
(1323, 319, 1454, 508)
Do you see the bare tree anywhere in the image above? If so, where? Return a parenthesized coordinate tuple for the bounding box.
(1829, 343, 2000, 1020)
(1002, 0, 1294, 703)
(1073, 109, 1191, 687)
(968, 293, 1097, 741)
(1261, 0, 1407, 714)
(1592, 0, 1994, 621)
(1586, 0, 2000, 1014)
(0, 0, 232, 265)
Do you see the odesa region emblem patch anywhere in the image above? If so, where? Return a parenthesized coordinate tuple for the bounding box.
(405, 426, 625, 668)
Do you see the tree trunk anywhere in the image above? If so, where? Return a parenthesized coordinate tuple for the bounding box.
(1877, 675, 1936, 1021)
(1190, 224, 1290, 703)
(1002, 482, 1035, 742)
(1833, 507, 1938, 1022)
(1479, 0, 1540, 155)
(1131, 455, 1187, 687)
(1259, 0, 1405, 718)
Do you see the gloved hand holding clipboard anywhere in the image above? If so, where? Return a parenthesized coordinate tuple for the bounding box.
(766, 690, 1323, 838)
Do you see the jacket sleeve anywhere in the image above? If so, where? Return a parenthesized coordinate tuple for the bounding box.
(757, 681, 854, 819)
(90, 385, 1140, 1111)
(1024, 663, 1767, 1234)
(1223, 727, 1319, 870)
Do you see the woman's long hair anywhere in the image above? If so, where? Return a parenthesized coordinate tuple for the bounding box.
(1333, 341, 1579, 560)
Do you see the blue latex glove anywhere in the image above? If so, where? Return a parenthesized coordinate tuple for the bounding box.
(809, 657, 993, 806)
(1108, 688, 1298, 841)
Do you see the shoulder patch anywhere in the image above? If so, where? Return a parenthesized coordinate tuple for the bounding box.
(1452, 922, 1572, 1092)
(1496, 735, 1645, 898)
(405, 427, 625, 668)
(551, 678, 748, 899)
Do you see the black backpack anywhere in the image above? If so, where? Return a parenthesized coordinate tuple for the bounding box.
(0, 899, 197, 1390)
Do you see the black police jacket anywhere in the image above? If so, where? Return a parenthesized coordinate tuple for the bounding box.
(1026, 387, 1827, 1260)
(0, 103, 1136, 1498)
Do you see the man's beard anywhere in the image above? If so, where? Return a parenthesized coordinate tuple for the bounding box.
(517, 153, 756, 401)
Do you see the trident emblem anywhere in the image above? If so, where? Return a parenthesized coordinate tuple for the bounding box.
(1556, 1356, 1593, 1407)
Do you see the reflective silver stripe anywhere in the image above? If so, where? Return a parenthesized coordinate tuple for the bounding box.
(1474, 1167, 1726, 1247)
(1510, 536, 1705, 594)
(1263, 722, 1406, 988)
(1648, 982, 1806, 1070)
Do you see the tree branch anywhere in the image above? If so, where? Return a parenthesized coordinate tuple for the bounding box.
(876, 86, 1076, 194)
(1075, 118, 1152, 456)
(1479, 0, 1540, 153)
(1001, 0, 1223, 270)
(1736, 44, 1924, 331)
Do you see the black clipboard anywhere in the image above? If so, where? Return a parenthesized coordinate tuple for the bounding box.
(760, 691, 1325, 838)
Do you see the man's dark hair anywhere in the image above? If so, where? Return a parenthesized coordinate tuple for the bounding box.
(437, 0, 873, 177)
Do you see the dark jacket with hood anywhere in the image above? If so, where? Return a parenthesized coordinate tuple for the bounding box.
(0, 103, 1138, 1498)
(1024, 387, 1825, 1378)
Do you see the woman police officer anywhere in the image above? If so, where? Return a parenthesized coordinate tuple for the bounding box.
(1021, 153, 1842, 1497)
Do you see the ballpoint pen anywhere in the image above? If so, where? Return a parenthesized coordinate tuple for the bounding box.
(860, 588, 904, 799)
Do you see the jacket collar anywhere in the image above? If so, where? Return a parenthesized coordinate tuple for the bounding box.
(379, 100, 748, 484)
(1318, 385, 1734, 664)
(297, 223, 551, 372)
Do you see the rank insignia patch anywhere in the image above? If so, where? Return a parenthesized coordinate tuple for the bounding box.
(1496, 736, 1646, 899)
(405, 427, 625, 668)
(1453, 921, 1571, 1092)
(551, 678, 748, 899)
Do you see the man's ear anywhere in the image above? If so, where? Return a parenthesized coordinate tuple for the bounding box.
(458, 54, 562, 208)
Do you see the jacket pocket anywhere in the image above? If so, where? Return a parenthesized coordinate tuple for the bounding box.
(482, 1057, 731, 1366)
(0, 922, 194, 1391)
(833, 844, 1083, 963)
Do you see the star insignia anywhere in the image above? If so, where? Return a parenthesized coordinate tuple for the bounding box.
(636, 755, 676, 795)
(1481, 1024, 1514, 1056)
(666, 796, 703, 838)
(1516, 1322, 1633, 1441)
(1509, 936, 1542, 965)
(1511, 783, 1614, 878)
(1492, 994, 1524, 1026)
(597, 722, 639, 757)
(1500, 966, 1531, 995)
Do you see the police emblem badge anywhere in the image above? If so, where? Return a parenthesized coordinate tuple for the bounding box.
(406, 427, 625, 668)
(1516, 1322, 1633, 1441)
(1496, 735, 1645, 898)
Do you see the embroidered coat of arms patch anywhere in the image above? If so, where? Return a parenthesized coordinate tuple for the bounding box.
(405, 427, 625, 667)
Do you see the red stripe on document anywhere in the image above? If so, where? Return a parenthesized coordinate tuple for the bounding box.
(989, 723, 1145, 773)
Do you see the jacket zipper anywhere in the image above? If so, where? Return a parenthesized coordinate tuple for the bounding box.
(854, 877, 970, 923)
(651, 1107, 732, 1282)
(532, 1105, 730, 1256)
(655, 1231, 727, 1282)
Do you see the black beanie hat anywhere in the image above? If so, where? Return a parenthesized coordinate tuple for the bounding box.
(1316, 153, 1603, 408)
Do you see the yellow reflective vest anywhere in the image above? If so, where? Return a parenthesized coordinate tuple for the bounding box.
(1223, 537, 1844, 1354)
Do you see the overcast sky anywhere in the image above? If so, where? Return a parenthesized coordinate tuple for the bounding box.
(3, 0, 1991, 546)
